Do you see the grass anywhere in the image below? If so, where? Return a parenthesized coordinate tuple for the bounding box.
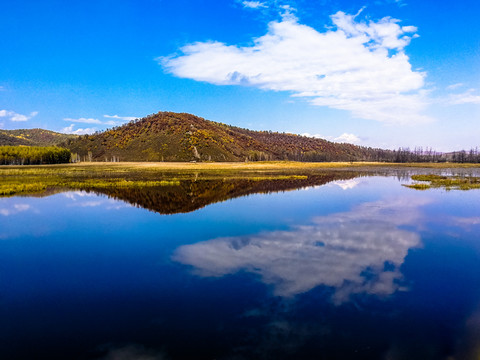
(0, 183, 47, 196)
(404, 174, 480, 190)
(0, 162, 323, 196)
(2, 161, 480, 196)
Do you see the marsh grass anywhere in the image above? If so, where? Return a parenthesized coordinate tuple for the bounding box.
(2, 161, 480, 196)
(404, 183, 432, 190)
(405, 174, 480, 190)
(0, 183, 47, 196)
(0, 162, 318, 196)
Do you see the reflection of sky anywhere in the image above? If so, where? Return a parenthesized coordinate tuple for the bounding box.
(331, 179, 361, 190)
(174, 196, 430, 303)
(0, 191, 131, 240)
(2, 175, 480, 359)
(0, 203, 31, 216)
(63, 191, 130, 209)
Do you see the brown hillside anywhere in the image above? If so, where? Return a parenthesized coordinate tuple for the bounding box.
(0, 129, 78, 147)
(63, 111, 391, 162)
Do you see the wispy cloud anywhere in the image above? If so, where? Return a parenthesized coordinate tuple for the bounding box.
(242, 1, 267, 9)
(301, 132, 362, 144)
(332, 179, 361, 190)
(64, 117, 105, 124)
(447, 83, 464, 90)
(103, 114, 138, 121)
(333, 133, 361, 144)
(61, 124, 96, 135)
(448, 89, 480, 105)
(0, 204, 31, 216)
(61, 114, 137, 135)
(161, 10, 430, 124)
(63, 115, 137, 127)
(0, 110, 38, 122)
(63, 117, 120, 126)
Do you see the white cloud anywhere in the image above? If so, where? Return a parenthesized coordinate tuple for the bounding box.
(103, 114, 138, 121)
(63, 191, 92, 200)
(333, 133, 361, 143)
(174, 196, 429, 303)
(0, 110, 38, 122)
(161, 11, 429, 124)
(301, 132, 324, 139)
(448, 89, 480, 105)
(63, 117, 103, 124)
(64, 115, 135, 127)
(242, 1, 267, 9)
(0, 204, 31, 216)
(301, 132, 362, 144)
(332, 179, 361, 190)
(61, 114, 137, 134)
(447, 83, 464, 90)
(76, 201, 104, 207)
(61, 124, 96, 135)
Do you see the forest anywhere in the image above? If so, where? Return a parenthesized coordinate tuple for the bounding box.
(2, 112, 479, 164)
(61, 111, 480, 163)
(0, 146, 71, 165)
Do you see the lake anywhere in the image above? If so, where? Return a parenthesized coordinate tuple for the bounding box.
(1, 168, 480, 359)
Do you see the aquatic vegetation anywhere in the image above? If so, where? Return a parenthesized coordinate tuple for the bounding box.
(405, 174, 480, 190)
(404, 183, 431, 190)
(57, 179, 181, 189)
(0, 163, 319, 197)
(2, 162, 480, 197)
(0, 183, 47, 196)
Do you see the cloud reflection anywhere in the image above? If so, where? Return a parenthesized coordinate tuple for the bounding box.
(332, 179, 361, 190)
(174, 197, 429, 303)
(99, 344, 168, 360)
(64, 191, 130, 210)
(0, 203, 31, 216)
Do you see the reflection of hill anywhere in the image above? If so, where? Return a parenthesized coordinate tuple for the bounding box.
(88, 173, 359, 214)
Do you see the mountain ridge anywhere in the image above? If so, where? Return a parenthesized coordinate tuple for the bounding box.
(62, 111, 391, 162)
(0, 128, 78, 147)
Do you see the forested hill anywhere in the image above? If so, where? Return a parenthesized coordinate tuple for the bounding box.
(63, 111, 392, 162)
(0, 129, 77, 146)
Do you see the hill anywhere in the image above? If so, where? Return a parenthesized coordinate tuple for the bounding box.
(0, 129, 78, 146)
(63, 111, 392, 162)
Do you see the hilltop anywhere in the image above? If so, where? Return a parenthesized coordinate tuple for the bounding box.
(0, 129, 77, 147)
(63, 112, 391, 162)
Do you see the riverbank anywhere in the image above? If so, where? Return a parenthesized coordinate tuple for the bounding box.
(2, 161, 480, 196)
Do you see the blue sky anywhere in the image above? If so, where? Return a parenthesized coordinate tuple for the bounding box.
(1, 0, 479, 151)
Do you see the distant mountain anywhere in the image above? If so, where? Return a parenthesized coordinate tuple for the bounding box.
(63, 111, 391, 162)
(0, 129, 77, 146)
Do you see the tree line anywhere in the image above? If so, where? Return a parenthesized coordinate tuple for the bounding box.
(378, 147, 480, 163)
(0, 146, 71, 165)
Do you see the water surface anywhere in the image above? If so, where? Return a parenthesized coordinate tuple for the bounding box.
(1, 169, 480, 359)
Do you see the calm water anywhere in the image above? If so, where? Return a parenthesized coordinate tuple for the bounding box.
(1, 170, 480, 359)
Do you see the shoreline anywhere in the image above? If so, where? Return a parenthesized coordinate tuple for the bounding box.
(2, 161, 480, 171)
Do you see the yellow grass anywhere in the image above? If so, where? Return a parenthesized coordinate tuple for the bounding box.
(1, 161, 480, 197)
(2, 160, 479, 172)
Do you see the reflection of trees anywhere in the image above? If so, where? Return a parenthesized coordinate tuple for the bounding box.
(174, 197, 429, 303)
(84, 172, 360, 214)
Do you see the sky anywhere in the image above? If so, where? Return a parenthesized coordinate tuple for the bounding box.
(1, 0, 479, 151)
